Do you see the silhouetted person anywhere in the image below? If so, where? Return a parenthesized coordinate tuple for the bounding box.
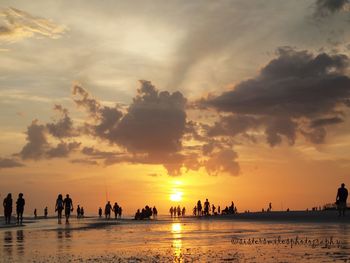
(218, 206, 221, 215)
(336, 183, 348, 217)
(55, 194, 64, 223)
(80, 207, 84, 218)
(169, 207, 173, 217)
(204, 199, 210, 215)
(113, 202, 119, 219)
(229, 202, 234, 214)
(98, 207, 102, 218)
(152, 206, 158, 218)
(181, 207, 186, 217)
(105, 201, 112, 219)
(118, 206, 122, 218)
(173, 206, 177, 217)
(212, 204, 216, 215)
(16, 193, 25, 225)
(77, 205, 81, 218)
(3, 193, 12, 224)
(197, 200, 202, 216)
(193, 206, 197, 216)
(269, 202, 272, 212)
(44, 207, 48, 218)
(177, 206, 181, 217)
(34, 208, 37, 219)
(63, 194, 73, 223)
(135, 209, 141, 220)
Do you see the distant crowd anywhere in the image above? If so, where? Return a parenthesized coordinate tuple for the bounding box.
(192, 199, 237, 216)
(2, 183, 348, 225)
(134, 205, 158, 220)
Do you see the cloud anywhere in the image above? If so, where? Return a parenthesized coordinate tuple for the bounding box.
(0, 157, 24, 169)
(203, 149, 240, 176)
(19, 119, 48, 160)
(18, 119, 80, 160)
(70, 158, 98, 165)
(46, 142, 81, 158)
(46, 105, 76, 138)
(0, 7, 66, 43)
(203, 47, 350, 146)
(314, 0, 350, 17)
(73, 81, 188, 174)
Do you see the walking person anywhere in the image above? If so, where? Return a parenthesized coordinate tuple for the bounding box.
(63, 194, 73, 224)
(55, 194, 64, 223)
(336, 183, 348, 217)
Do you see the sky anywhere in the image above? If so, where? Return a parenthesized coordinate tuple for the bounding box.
(1, 0, 350, 215)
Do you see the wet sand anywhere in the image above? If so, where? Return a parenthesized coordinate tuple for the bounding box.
(0, 212, 349, 262)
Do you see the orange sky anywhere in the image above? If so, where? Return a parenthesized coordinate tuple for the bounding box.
(1, 1, 350, 216)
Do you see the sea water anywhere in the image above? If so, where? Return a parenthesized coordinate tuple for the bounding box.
(0, 216, 349, 262)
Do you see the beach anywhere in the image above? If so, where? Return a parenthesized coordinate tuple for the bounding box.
(0, 211, 349, 262)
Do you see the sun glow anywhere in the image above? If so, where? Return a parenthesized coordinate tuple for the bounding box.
(170, 190, 183, 202)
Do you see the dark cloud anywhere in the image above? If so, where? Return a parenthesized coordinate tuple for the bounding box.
(314, 0, 349, 17)
(310, 116, 344, 127)
(203, 48, 350, 146)
(19, 120, 49, 160)
(70, 158, 98, 165)
(111, 80, 187, 154)
(0, 158, 24, 169)
(203, 149, 240, 176)
(19, 119, 80, 160)
(46, 142, 81, 158)
(46, 105, 76, 138)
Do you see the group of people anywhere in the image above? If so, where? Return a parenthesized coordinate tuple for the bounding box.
(2, 193, 25, 225)
(76, 205, 85, 218)
(193, 199, 237, 216)
(99, 201, 123, 219)
(169, 206, 185, 217)
(134, 205, 158, 220)
(55, 194, 74, 224)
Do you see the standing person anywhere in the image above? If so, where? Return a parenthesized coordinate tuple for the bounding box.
(177, 206, 181, 217)
(218, 206, 221, 215)
(152, 206, 157, 219)
(55, 194, 64, 223)
(98, 207, 102, 218)
(76, 205, 81, 218)
(212, 204, 216, 215)
(105, 201, 112, 219)
(336, 183, 348, 217)
(181, 207, 186, 217)
(193, 206, 197, 216)
(44, 207, 48, 218)
(3, 193, 12, 224)
(113, 202, 119, 219)
(34, 208, 37, 219)
(63, 194, 73, 224)
(269, 203, 272, 212)
(197, 200, 202, 216)
(169, 207, 174, 217)
(80, 207, 84, 218)
(16, 193, 25, 225)
(118, 206, 122, 219)
(204, 199, 210, 216)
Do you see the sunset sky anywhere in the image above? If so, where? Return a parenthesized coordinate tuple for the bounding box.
(1, 0, 350, 215)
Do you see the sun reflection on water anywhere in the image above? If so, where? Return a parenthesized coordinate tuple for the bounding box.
(171, 223, 183, 262)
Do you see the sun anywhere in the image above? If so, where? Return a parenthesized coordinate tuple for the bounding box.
(170, 190, 183, 202)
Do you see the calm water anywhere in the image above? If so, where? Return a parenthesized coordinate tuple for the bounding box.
(0, 216, 349, 262)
